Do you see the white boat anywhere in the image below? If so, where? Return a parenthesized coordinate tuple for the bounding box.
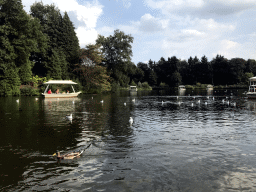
(246, 77, 256, 98)
(42, 80, 82, 98)
(178, 85, 186, 90)
(129, 86, 137, 92)
(206, 84, 213, 90)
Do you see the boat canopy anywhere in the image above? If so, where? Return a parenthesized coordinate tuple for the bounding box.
(44, 80, 77, 85)
(249, 77, 256, 81)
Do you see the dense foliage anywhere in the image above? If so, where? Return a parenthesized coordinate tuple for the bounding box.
(0, 1, 255, 96)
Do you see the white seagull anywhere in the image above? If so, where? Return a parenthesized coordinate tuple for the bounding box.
(129, 117, 133, 125)
(66, 114, 72, 121)
(124, 102, 126, 106)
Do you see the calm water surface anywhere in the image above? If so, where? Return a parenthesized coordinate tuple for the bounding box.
(1, 89, 256, 191)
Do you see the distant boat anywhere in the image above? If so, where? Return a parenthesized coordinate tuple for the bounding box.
(206, 84, 213, 90)
(42, 80, 81, 98)
(129, 86, 137, 92)
(247, 77, 256, 98)
(178, 85, 186, 90)
(129, 86, 137, 96)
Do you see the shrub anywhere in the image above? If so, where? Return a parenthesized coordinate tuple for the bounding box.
(142, 82, 151, 89)
(160, 82, 168, 87)
(20, 85, 40, 96)
(137, 81, 142, 88)
(130, 80, 137, 86)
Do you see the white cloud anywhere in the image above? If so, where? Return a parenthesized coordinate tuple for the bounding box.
(144, 0, 256, 17)
(132, 13, 168, 32)
(75, 27, 98, 47)
(23, 0, 104, 47)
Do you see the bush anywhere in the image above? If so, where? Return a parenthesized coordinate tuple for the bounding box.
(160, 82, 169, 87)
(111, 81, 120, 93)
(142, 82, 151, 89)
(137, 81, 142, 88)
(20, 85, 40, 96)
(130, 80, 137, 86)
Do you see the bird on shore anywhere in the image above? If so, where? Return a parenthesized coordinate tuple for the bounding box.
(53, 150, 84, 160)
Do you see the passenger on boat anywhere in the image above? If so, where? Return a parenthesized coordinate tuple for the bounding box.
(67, 90, 69, 94)
(55, 89, 59, 94)
(47, 89, 52, 94)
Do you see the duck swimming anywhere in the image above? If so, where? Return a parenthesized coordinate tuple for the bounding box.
(53, 150, 84, 160)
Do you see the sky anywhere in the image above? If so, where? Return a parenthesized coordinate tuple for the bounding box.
(22, 0, 256, 64)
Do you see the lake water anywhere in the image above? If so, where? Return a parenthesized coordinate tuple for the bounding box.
(1, 89, 256, 191)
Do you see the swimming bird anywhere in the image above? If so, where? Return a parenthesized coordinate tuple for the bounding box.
(132, 98, 135, 102)
(162, 101, 164, 104)
(66, 114, 72, 121)
(205, 102, 207, 105)
(129, 117, 133, 125)
(191, 103, 194, 107)
(53, 150, 84, 160)
(197, 100, 200, 104)
(100, 100, 104, 103)
(124, 102, 126, 106)
(72, 100, 75, 104)
(16, 99, 19, 103)
(35, 98, 38, 101)
(213, 97, 215, 100)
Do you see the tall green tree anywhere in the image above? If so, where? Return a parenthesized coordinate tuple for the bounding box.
(96, 29, 134, 86)
(60, 12, 79, 76)
(0, 0, 47, 95)
(30, 2, 74, 79)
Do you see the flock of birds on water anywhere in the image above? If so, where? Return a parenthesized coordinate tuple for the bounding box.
(16, 94, 245, 125)
(14, 92, 249, 161)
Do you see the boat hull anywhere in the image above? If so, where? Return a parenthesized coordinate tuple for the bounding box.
(246, 92, 256, 98)
(42, 92, 81, 98)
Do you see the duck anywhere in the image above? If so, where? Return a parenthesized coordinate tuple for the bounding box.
(53, 150, 84, 160)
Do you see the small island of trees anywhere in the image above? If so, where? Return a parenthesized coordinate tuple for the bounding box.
(0, 0, 255, 96)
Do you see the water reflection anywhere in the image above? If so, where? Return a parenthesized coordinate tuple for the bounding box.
(1, 91, 256, 191)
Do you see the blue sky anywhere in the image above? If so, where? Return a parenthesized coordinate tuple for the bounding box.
(23, 0, 256, 64)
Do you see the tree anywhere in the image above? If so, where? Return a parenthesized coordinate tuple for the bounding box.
(211, 55, 229, 85)
(0, 0, 47, 95)
(30, 2, 74, 79)
(61, 12, 79, 76)
(75, 44, 110, 92)
(96, 29, 134, 85)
